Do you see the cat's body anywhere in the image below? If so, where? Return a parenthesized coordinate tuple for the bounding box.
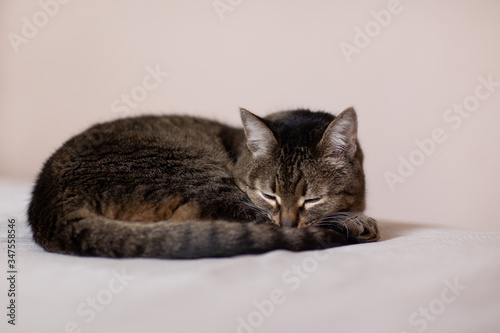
(28, 108, 378, 259)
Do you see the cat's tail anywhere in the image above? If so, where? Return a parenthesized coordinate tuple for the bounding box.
(32, 214, 353, 259)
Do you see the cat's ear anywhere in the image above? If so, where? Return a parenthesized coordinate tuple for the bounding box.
(317, 107, 358, 163)
(240, 108, 277, 156)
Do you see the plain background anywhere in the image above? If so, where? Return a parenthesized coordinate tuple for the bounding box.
(1, 0, 499, 230)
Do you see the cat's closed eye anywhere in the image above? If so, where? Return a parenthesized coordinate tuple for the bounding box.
(303, 197, 322, 204)
(303, 197, 322, 205)
(261, 192, 276, 200)
(300, 196, 324, 209)
(259, 192, 279, 206)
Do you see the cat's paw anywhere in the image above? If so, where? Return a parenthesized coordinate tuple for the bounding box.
(313, 212, 379, 243)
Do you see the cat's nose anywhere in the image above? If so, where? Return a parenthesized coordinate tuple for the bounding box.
(280, 217, 298, 228)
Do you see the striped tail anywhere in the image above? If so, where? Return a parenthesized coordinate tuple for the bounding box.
(37, 216, 353, 259)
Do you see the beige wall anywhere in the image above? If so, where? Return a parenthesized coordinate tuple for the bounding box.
(1, 0, 499, 230)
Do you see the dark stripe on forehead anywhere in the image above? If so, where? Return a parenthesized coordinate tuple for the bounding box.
(291, 170, 304, 194)
(277, 158, 306, 195)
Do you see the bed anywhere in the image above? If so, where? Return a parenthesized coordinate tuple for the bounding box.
(1, 178, 499, 333)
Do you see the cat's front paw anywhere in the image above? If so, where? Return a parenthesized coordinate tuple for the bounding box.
(313, 212, 379, 243)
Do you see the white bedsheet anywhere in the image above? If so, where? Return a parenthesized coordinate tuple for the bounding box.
(1, 178, 499, 333)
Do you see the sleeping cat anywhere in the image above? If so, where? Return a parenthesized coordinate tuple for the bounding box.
(28, 107, 378, 259)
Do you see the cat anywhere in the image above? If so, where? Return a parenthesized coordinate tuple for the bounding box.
(28, 107, 379, 259)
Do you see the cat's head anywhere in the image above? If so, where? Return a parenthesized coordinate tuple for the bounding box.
(234, 107, 366, 228)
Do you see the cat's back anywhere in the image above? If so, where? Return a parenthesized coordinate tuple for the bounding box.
(65, 115, 240, 156)
(29, 115, 247, 228)
(51, 114, 243, 172)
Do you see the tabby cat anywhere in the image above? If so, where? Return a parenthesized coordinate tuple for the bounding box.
(28, 107, 378, 259)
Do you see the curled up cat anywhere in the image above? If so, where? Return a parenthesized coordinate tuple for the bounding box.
(28, 107, 379, 259)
